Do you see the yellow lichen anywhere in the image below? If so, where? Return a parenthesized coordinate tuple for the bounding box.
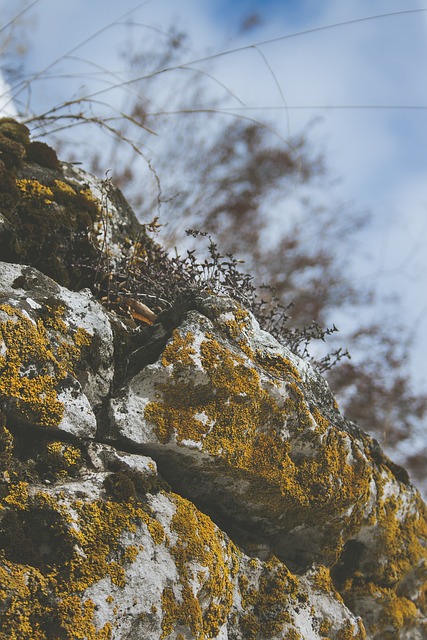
(161, 329, 196, 368)
(0, 303, 91, 427)
(3, 480, 29, 508)
(223, 308, 250, 340)
(160, 493, 237, 639)
(107, 561, 126, 588)
(335, 461, 427, 636)
(145, 329, 371, 550)
(53, 179, 77, 195)
(312, 565, 341, 598)
(15, 178, 53, 204)
(123, 545, 140, 563)
(54, 596, 113, 640)
(319, 617, 333, 635)
(336, 620, 366, 640)
(0, 470, 167, 638)
(42, 442, 82, 478)
(255, 350, 302, 384)
(238, 556, 298, 639)
(146, 517, 166, 545)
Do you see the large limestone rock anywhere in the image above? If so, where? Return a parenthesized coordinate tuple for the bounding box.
(107, 292, 427, 638)
(1, 121, 426, 639)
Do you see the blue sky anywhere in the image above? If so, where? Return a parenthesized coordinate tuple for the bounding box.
(1, 0, 427, 395)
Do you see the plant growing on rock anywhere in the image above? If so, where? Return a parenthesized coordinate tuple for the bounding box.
(1, 3, 426, 493)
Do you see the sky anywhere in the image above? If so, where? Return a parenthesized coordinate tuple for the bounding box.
(1, 0, 427, 395)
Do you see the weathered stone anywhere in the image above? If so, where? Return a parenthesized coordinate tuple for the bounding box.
(0, 261, 114, 437)
(109, 292, 427, 638)
(0, 435, 365, 640)
(1, 125, 427, 639)
(0, 119, 155, 291)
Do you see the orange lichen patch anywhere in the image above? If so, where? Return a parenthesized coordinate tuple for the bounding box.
(238, 556, 299, 639)
(15, 178, 54, 204)
(0, 303, 91, 427)
(161, 329, 196, 368)
(160, 493, 238, 639)
(0, 475, 166, 639)
(145, 331, 371, 537)
(254, 350, 302, 384)
(337, 476, 427, 637)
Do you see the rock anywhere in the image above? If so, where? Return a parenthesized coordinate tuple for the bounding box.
(0, 117, 156, 291)
(108, 292, 427, 638)
(1, 124, 427, 639)
(0, 261, 114, 437)
(0, 434, 365, 640)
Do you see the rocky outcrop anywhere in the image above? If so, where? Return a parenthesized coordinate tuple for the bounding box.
(1, 120, 427, 639)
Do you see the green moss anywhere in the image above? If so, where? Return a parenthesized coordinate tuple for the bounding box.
(0, 157, 19, 195)
(0, 135, 26, 169)
(7, 175, 100, 287)
(104, 468, 168, 502)
(0, 303, 91, 428)
(26, 141, 60, 170)
(0, 120, 103, 289)
(0, 118, 30, 145)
